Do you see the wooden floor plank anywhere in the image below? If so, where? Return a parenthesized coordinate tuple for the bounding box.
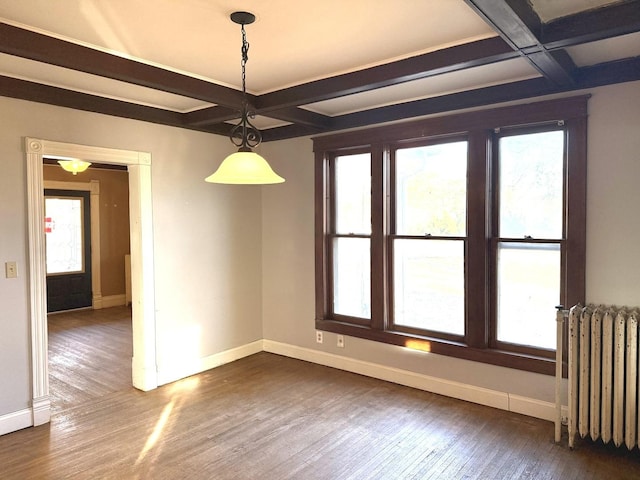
(1, 307, 640, 478)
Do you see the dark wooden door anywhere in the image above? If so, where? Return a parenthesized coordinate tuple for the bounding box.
(45, 189, 92, 312)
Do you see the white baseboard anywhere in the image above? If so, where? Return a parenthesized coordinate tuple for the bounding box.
(156, 340, 263, 386)
(2, 338, 562, 439)
(263, 339, 561, 422)
(101, 294, 126, 309)
(132, 356, 159, 392)
(32, 395, 51, 426)
(0, 408, 32, 436)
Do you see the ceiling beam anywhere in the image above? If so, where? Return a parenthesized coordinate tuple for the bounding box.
(263, 55, 640, 142)
(184, 106, 240, 127)
(542, 0, 640, 49)
(184, 104, 333, 129)
(6, 53, 639, 143)
(0, 75, 233, 136)
(464, 0, 576, 87)
(255, 36, 518, 111)
(1, 1, 638, 144)
(0, 22, 244, 108)
(0, 75, 184, 125)
(574, 55, 640, 88)
(0, 21, 336, 129)
(259, 107, 333, 128)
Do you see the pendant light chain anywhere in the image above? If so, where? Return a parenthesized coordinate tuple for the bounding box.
(241, 24, 249, 96)
(230, 21, 261, 150)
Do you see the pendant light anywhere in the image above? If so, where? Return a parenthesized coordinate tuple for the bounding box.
(205, 11, 284, 185)
(58, 159, 91, 175)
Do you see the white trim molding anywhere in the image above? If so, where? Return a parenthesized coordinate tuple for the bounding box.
(156, 340, 263, 387)
(0, 408, 33, 436)
(263, 340, 563, 423)
(25, 138, 157, 431)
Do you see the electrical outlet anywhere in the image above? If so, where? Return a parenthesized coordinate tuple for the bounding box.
(316, 331, 323, 344)
(337, 335, 344, 348)
(561, 416, 568, 426)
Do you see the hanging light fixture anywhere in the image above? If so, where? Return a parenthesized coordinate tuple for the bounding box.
(205, 11, 284, 185)
(57, 159, 91, 175)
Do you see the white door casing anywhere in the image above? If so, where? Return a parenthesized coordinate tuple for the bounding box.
(25, 137, 158, 426)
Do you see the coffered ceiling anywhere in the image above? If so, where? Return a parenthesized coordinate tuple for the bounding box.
(0, 0, 638, 141)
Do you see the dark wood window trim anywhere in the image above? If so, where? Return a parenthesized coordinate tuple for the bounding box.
(314, 95, 588, 376)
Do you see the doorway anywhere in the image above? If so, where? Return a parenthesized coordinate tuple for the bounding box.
(25, 137, 158, 427)
(44, 190, 93, 312)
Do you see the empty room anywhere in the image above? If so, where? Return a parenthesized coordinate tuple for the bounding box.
(1, 1, 640, 478)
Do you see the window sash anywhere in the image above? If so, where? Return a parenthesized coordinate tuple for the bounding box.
(330, 235, 372, 321)
(390, 237, 466, 338)
(494, 241, 562, 350)
(489, 125, 567, 355)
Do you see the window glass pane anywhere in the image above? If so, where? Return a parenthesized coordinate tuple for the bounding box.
(499, 131, 564, 239)
(396, 141, 467, 236)
(393, 239, 464, 335)
(333, 237, 370, 318)
(45, 197, 84, 274)
(335, 153, 371, 234)
(497, 242, 560, 349)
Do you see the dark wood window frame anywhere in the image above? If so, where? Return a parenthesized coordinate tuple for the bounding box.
(314, 95, 588, 375)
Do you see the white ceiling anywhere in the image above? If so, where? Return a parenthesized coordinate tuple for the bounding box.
(0, 0, 638, 131)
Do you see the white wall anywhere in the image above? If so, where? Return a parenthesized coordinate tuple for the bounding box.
(261, 81, 640, 410)
(0, 129, 31, 417)
(585, 82, 640, 305)
(0, 96, 263, 418)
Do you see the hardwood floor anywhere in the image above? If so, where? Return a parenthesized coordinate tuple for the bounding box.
(47, 306, 133, 415)
(1, 307, 640, 479)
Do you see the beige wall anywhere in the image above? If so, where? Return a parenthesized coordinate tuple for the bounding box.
(1, 79, 638, 429)
(260, 81, 640, 405)
(43, 165, 130, 296)
(0, 96, 263, 417)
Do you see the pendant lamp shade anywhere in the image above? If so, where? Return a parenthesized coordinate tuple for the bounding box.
(205, 149, 284, 184)
(58, 159, 91, 175)
(205, 11, 285, 185)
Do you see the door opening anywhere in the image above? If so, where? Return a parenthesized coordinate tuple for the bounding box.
(26, 137, 158, 428)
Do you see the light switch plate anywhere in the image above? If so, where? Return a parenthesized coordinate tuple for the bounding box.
(5, 261, 17, 278)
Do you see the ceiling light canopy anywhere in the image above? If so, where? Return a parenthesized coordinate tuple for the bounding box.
(205, 11, 284, 185)
(58, 159, 91, 175)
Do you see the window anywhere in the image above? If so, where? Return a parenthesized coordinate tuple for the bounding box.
(494, 129, 565, 350)
(314, 96, 587, 374)
(392, 140, 467, 337)
(45, 196, 85, 275)
(332, 152, 371, 320)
